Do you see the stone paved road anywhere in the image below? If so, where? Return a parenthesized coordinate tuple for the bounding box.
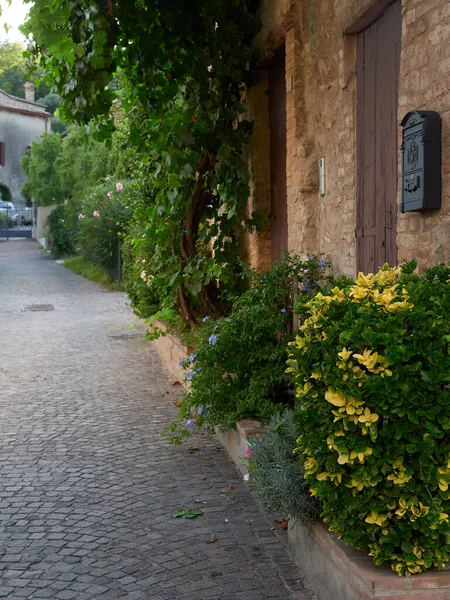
(0, 240, 315, 600)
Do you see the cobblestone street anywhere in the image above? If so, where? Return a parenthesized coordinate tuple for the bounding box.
(0, 240, 315, 600)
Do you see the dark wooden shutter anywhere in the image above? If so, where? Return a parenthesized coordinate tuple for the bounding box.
(0, 142, 5, 166)
(356, 1, 401, 273)
(268, 48, 288, 262)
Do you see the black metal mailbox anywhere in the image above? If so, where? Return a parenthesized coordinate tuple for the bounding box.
(400, 110, 441, 213)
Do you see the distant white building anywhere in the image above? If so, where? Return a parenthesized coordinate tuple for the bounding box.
(0, 82, 51, 206)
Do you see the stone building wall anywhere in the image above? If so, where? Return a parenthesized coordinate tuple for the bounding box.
(0, 91, 50, 206)
(246, 0, 450, 275)
(397, 1, 450, 266)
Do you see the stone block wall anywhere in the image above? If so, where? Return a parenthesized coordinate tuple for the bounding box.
(246, 0, 450, 276)
(397, 0, 450, 267)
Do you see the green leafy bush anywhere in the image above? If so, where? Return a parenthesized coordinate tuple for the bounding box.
(0, 182, 12, 202)
(77, 182, 132, 273)
(288, 262, 450, 575)
(121, 224, 163, 319)
(47, 204, 79, 259)
(174, 255, 332, 432)
(0, 212, 15, 227)
(248, 409, 321, 523)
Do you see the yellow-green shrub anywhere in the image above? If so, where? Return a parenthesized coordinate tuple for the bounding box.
(288, 262, 450, 575)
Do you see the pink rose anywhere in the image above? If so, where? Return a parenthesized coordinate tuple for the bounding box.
(78, 214, 86, 219)
(93, 211, 100, 217)
(116, 182, 123, 191)
(106, 192, 113, 200)
(245, 447, 252, 458)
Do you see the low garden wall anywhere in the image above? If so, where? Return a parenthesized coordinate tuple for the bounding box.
(150, 320, 189, 385)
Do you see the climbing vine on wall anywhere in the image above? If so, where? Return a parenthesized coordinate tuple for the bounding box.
(21, 0, 263, 323)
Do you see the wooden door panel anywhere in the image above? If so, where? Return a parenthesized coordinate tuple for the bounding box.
(356, 0, 401, 274)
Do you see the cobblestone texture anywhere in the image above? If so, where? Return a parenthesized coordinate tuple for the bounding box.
(0, 240, 316, 600)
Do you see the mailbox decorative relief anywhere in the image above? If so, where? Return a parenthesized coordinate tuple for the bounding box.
(400, 110, 441, 213)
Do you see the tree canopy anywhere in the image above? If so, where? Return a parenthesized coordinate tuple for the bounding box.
(0, 41, 50, 99)
(22, 0, 262, 323)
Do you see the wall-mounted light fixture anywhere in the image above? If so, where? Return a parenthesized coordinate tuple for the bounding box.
(319, 156, 326, 197)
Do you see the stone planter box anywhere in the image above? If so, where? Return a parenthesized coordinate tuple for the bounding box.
(288, 521, 450, 600)
(215, 419, 264, 476)
(149, 319, 189, 385)
(149, 322, 450, 600)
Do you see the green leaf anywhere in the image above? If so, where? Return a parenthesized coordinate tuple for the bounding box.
(172, 508, 203, 519)
(184, 508, 203, 519)
(339, 330, 354, 344)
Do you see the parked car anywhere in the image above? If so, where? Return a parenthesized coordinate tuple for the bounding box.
(0, 201, 18, 224)
(20, 207, 33, 226)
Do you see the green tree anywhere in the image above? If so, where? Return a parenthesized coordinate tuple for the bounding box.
(21, 125, 125, 206)
(21, 133, 65, 205)
(0, 41, 26, 97)
(0, 41, 50, 99)
(37, 92, 59, 114)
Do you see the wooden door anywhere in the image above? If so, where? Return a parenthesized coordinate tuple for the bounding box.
(356, 0, 401, 273)
(269, 48, 288, 261)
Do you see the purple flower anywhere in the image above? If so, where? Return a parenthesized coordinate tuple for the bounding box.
(318, 259, 328, 268)
(185, 419, 195, 431)
(245, 447, 252, 458)
(280, 308, 286, 313)
(178, 358, 184, 366)
(260, 437, 265, 443)
(202, 316, 210, 323)
(197, 406, 204, 415)
(303, 283, 312, 292)
(208, 334, 217, 346)
(189, 353, 197, 363)
(186, 371, 196, 381)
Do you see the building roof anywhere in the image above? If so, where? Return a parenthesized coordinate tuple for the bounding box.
(0, 90, 51, 118)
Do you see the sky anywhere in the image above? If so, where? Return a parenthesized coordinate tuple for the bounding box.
(0, 0, 30, 44)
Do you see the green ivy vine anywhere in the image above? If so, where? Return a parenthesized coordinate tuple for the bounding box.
(22, 0, 263, 323)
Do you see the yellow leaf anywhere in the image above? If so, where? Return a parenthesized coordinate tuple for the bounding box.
(338, 348, 352, 361)
(337, 454, 349, 465)
(365, 511, 387, 526)
(325, 388, 347, 407)
(439, 479, 449, 492)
